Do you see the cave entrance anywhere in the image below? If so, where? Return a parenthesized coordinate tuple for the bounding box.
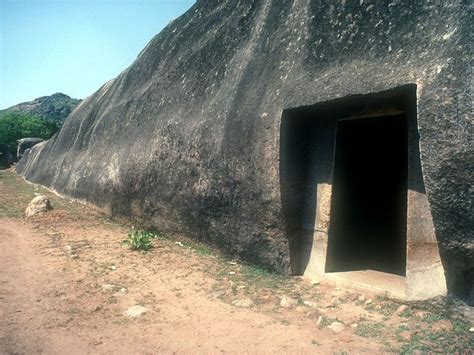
(325, 114, 408, 276)
(280, 84, 447, 300)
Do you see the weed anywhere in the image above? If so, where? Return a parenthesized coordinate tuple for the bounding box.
(193, 245, 212, 256)
(122, 229, 157, 251)
(422, 312, 445, 323)
(399, 307, 413, 319)
(355, 322, 384, 338)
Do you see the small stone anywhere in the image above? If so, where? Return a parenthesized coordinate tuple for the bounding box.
(469, 327, 474, 332)
(399, 331, 411, 341)
(328, 321, 345, 332)
(113, 288, 127, 297)
(316, 315, 323, 326)
(209, 290, 226, 299)
(232, 298, 254, 308)
(280, 296, 298, 308)
(365, 299, 373, 305)
(102, 284, 115, 291)
(295, 306, 306, 313)
(303, 300, 315, 307)
(347, 293, 359, 301)
(236, 285, 247, 290)
(374, 304, 382, 310)
(396, 305, 408, 314)
(124, 305, 147, 318)
(351, 323, 358, 328)
(311, 281, 320, 286)
(431, 319, 453, 332)
(357, 295, 366, 302)
(414, 311, 426, 319)
(228, 271, 236, 275)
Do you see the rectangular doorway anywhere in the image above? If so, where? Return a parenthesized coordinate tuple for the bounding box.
(325, 113, 408, 276)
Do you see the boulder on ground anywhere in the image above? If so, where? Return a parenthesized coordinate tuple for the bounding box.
(25, 195, 52, 217)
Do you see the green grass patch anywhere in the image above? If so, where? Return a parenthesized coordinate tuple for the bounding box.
(356, 322, 384, 338)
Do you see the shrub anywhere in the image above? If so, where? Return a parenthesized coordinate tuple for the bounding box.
(122, 229, 156, 251)
(0, 111, 58, 148)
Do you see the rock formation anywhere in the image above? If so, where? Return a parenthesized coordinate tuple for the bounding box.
(17, 138, 44, 161)
(25, 195, 52, 218)
(16, 1, 472, 303)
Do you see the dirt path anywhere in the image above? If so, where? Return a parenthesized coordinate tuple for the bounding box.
(0, 169, 472, 354)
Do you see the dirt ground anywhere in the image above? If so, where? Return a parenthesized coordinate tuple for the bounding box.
(0, 168, 472, 354)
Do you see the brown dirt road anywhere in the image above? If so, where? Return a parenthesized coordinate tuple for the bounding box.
(0, 169, 472, 354)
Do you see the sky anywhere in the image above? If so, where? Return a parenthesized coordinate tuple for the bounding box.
(0, 0, 195, 109)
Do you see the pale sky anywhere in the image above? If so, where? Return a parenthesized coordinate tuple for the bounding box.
(0, 0, 195, 109)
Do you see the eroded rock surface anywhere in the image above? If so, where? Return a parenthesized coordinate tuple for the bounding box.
(16, 1, 472, 303)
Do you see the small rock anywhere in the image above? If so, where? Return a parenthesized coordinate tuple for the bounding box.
(316, 315, 323, 326)
(209, 290, 226, 299)
(236, 285, 247, 290)
(232, 298, 254, 308)
(280, 296, 298, 308)
(303, 300, 315, 307)
(295, 306, 306, 313)
(351, 323, 358, 328)
(365, 299, 373, 305)
(113, 288, 127, 297)
(175, 241, 184, 247)
(347, 293, 359, 301)
(396, 305, 408, 314)
(25, 195, 52, 217)
(328, 321, 345, 332)
(228, 271, 236, 275)
(431, 319, 453, 332)
(124, 305, 147, 318)
(311, 281, 320, 286)
(374, 304, 382, 310)
(357, 295, 366, 302)
(469, 327, 474, 332)
(399, 331, 411, 341)
(414, 311, 426, 319)
(101, 284, 115, 291)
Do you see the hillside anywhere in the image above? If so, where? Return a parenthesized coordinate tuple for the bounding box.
(2, 93, 81, 127)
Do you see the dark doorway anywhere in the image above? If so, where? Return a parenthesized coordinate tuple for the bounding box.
(325, 114, 408, 276)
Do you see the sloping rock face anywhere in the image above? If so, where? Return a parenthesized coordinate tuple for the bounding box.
(2, 93, 81, 127)
(17, 1, 472, 303)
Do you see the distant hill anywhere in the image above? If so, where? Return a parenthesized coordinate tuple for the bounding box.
(1, 93, 81, 127)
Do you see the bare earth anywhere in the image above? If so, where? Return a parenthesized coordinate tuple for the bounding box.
(0, 169, 472, 354)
